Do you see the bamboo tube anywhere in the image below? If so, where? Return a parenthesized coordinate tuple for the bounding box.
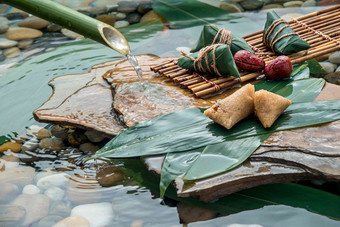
(291, 45, 340, 65)
(3, 0, 130, 56)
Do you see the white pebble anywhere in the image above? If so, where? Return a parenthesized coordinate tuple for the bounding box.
(114, 21, 129, 28)
(37, 173, 70, 190)
(22, 184, 40, 195)
(44, 186, 65, 201)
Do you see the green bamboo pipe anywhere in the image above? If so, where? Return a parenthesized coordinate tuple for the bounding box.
(2, 0, 130, 56)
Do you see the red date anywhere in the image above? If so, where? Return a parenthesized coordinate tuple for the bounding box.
(234, 50, 265, 72)
(264, 56, 293, 80)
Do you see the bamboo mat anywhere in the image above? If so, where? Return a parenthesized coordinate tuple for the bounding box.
(151, 5, 340, 98)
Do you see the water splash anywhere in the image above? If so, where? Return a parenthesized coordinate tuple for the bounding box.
(126, 53, 144, 83)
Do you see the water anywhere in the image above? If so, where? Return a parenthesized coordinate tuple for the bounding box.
(1, 4, 340, 227)
(127, 53, 144, 82)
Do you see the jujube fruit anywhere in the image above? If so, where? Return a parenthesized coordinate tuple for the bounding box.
(234, 50, 265, 72)
(264, 56, 293, 80)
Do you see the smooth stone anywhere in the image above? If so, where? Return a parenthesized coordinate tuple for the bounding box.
(140, 10, 164, 22)
(51, 125, 69, 140)
(95, 14, 116, 26)
(177, 202, 218, 224)
(88, 6, 107, 15)
(21, 138, 39, 152)
(329, 51, 340, 64)
(53, 215, 90, 227)
(115, 12, 127, 20)
(324, 72, 340, 85)
(0, 54, 5, 62)
(302, 0, 316, 7)
(6, 27, 43, 41)
(57, 148, 83, 164)
(68, 131, 88, 146)
(84, 130, 105, 143)
(0, 166, 35, 187)
(79, 143, 99, 154)
(117, 1, 139, 13)
(0, 16, 9, 34)
(240, 0, 263, 10)
(39, 138, 64, 151)
(0, 158, 19, 169)
(37, 173, 70, 190)
(61, 28, 84, 40)
(47, 23, 62, 32)
(37, 128, 52, 140)
(0, 142, 21, 153)
(336, 66, 340, 72)
(11, 194, 50, 226)
(126, 12, 142, 24)
(319, 62, 337, 74)
(0, 154, 20, 169)
(319, 0, 340, 6)
(0, 204, 26, 226)
(5, 12, 29, 20)
(49, 201, 72, 217)
(4, 47, 20, 58)
(107, 4, 119, 13)
(17, 39, 33, 49)
(0, 183, 19, 203)
(18, 16, 49, 29)
(44, 186, 65, 201)
(0, 38, 18, 49)
(220, 2, 244, 13)
(261, 4, 284, 10)
(27, 125, 43, 137)
(281, 13, 304, 21)
(137, 1, 152, 14)
(71, 202, 114, 227)
(35, 169, 56, 183)
(38, 215, 64, 227)
(22, 184, 41, 195)
(96, 163, 125, 187)
(283, 1, 303, 7)
(114, 20, 130, 28)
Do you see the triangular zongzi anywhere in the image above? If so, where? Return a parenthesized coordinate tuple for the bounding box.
(263, 11, 310, 54)
(190, 25, 254, 55)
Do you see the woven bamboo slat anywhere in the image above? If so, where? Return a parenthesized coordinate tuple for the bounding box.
(150, 5, 340, 98)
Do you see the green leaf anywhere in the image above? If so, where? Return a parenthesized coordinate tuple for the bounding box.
(183, 135, 270, 180)
(0, 136, 9, 145)
(307, 58, 326, 75)
(93, 100, 340, 160)
(120, 158, 340, 221)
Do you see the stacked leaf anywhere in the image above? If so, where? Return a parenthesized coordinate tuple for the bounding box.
(191, 25, 254, 55)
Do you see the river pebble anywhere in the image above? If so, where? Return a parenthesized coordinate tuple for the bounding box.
(0, 16, 9, 34)
(4, 47, 20, 58)
(17, 39, 34, 49)
(39, 137, 64, 151)
(261, 4, 284, 10)
(115, 12, 127, 20)
(1, 154, 20, 169)
(53, 215, 90, 227)
(37, 173, 70, 190)
(117, 1, 139, 13)
(96, 163, 125, 187)
(127, 13, 142, 24)
(0, 38, 16, 49)
(284, 1, 303, 7)
(240, 0, 263, 10)
(50, 201, 72, 217)
(0, 166, 35, 187)
(84, 130, 106, 143)
(329, 51, 340, 64)
(79, 142, 99, 154)
(37, 128, 52, 140)
(11, 194, 50, 226)
(21, 138, 39, 152)
(38, 215, 64, 227)
(137, 1, 152, 14)
(47, 23, 62, 32)
(5, 12, 28, 20)
(220, 3, 244, 13)
(6, 27, 43, 40)
(114, 20, 130, 28)
(61, 28, 84, 39)
(51, 125, 69, 140)
(302, 0, 316, 7)
(22, 184, 41, 195)
(319, 62, 337, 74)
(18, 16, 49, 30)
(71, 202, 114, 227)
(0, 182, 19, 203)
(0, 141, 21, 153)
(45, 186, 65, 201)
(96, 14, 116, 26)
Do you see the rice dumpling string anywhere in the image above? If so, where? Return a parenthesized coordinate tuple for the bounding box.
(292, 18, 340, 47)
(181, 44, 224, 77)
(212, 28, 232, 47)
(263, 18, 299, 52)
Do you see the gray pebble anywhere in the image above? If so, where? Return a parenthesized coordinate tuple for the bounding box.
(329, 51, 340, 64)
(319, 62, 337, 74)
(126, 13, 142, 24)
(118, 1, 139, 13)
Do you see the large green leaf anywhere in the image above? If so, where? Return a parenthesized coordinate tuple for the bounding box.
(93, 100, 340, 160)
(119, 159, 340, 222)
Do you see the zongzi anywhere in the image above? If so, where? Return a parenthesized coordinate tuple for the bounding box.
(191, 25, 254, 55)
(263, 11, 310, 54)
(178, 44, 240, 78)
(254, 90, 292, 128)
(204, 84, 255, 129)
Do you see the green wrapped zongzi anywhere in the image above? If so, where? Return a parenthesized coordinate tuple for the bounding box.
(263, 11, 310, 54)
(178, 44, 240, 78)
(190, 25, 254, 55)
